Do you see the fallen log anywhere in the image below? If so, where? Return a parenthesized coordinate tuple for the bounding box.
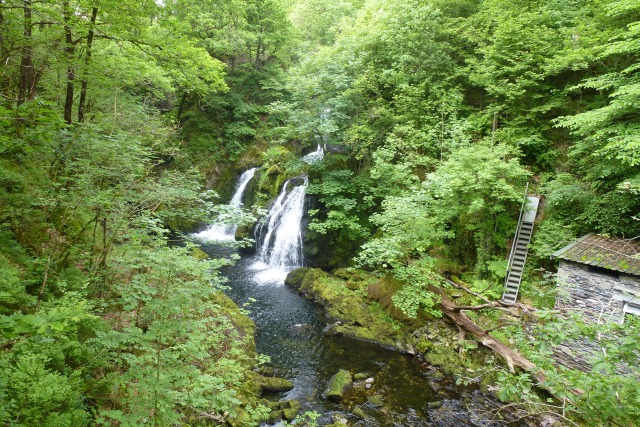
(427, 284, 544, 379)
(427, 284, 583, 397)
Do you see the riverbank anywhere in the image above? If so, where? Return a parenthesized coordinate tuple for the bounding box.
(284, 267, 558, 427)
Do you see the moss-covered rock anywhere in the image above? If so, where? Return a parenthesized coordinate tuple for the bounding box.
(285, 267, 311, 288)
(262, 400, 300, 424)
(287, 268, 414, 349)
(258, 375, 294, 393)
(190, 248, 209, 260)
(322, 369, 353, 402)
(282, 400, 301, 421)
(353, 372, 368, 381)
(208, 291, 256, 355)
(246, 371, 294, 394)
(352, 406, 366, 419)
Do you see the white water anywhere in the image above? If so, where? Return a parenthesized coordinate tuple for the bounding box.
(252, 178, 308, 284)
(302, 144, 324, 164)
(193, 168, 257, 241)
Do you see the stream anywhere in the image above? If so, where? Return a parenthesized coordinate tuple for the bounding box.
(193, 165, 511, 427)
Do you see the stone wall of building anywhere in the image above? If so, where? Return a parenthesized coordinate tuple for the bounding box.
(552, 260, 639, 372)
(555, 260, 638, 323)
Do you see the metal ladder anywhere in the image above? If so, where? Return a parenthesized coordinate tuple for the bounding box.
(502, 190, 539, 304)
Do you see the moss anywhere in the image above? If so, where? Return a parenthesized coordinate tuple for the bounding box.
(285, 267, 311, 288)
(416, 340, 432, 354)
(282, 400, 300, 421)
(352, 406, 366, 419)
(291, 268, 414, 349)
(253, 373, 294, 393)
(322, 369, 353, 401)
(209, 291, 256, 354)
(190, 248, 209, 260)
(367, 395, 384, 406)
(353, 372, 368, 381)
(424, 352, 449, 367)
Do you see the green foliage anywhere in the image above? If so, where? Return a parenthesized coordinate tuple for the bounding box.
(0, 292, 107, 426)
(500, 310, 640, 426)
(557, 0, 640, 166)
(389, 261, 442, 319)
(96, 241, 257, 425)
(306, 156, 378, 256)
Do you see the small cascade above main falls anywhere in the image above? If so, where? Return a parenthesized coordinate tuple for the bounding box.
(302, 144, 324, 164)
(193, 167, 257, 241)
(252, 177, 308, 283)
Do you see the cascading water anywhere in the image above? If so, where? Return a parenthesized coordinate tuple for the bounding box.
(252, 177, 308, 283)
(193, 167, 257, 241)
(302, 144, 324, 164)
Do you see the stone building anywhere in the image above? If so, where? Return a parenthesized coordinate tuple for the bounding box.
(552, 233, 640, 324)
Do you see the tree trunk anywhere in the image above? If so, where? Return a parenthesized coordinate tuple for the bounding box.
(63, 0, 75, 124)
(426, 284, 550, 386)
(176, 92, 188, 123)
(78, 7, 98, 123)
(18, 0, 35, 105)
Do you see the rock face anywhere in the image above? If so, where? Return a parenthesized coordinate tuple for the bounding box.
(322, 369, 353, 402)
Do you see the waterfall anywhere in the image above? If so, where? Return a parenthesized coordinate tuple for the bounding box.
(252, 178, 308, 283)
(193, 167, 257, 241)
(302, 144, 324, 164)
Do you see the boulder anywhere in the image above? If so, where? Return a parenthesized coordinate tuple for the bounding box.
(285, 267, 311, 288)
(352, 406, 366, 419)
(322, 369, 353, 402)
(367, 395, 384, 407)
(353, 372, 368, 381)
(257, 375, 294, 393)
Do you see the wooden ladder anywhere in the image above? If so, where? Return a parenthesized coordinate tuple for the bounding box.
(502, 193, 539, 304)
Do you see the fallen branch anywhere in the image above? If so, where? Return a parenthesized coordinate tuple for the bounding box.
(445, 277, 538, 314)
(428, 284, 542, 377)
(446, 277, 490, 303)
(428, 284, 584, 400)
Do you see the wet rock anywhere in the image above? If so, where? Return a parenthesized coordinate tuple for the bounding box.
(291, 323, 312, 334)
(365, 377, 374, 384)
(285, 267, 310, 288)
(352, 406, 366, 419)
(428, 380, 443, 393)
(426, 368, 445, 381)
(428, 401, 443, 409)
(258, 375, 294, 393)
(353, 372, 368, 381)
(366, 395, 384, 407)
(322, 369, 353, 402)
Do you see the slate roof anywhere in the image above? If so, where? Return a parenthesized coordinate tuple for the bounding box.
(552, 233, 640, 276)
